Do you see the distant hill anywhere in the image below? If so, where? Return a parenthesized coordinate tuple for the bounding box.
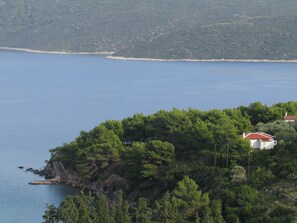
(1, 0, 297, 60)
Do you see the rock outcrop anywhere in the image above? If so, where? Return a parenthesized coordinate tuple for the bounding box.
(44, 161, 83, 186)
(29, 177, 60, 185)
(42, 161, 132, 197)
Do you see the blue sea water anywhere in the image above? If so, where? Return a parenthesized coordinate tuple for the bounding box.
(0, 50, 296, 222)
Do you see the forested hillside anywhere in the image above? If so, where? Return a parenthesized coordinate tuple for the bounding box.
(43, 101, 297, 223)
(1, 0, 297, 59)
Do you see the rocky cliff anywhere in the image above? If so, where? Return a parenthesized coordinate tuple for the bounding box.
(43, 160, 131, 198)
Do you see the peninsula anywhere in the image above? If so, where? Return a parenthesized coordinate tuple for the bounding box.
(42, 101, 297, 222)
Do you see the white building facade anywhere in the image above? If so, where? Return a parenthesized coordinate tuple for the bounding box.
(243, 132, 277, 150)
(284, 112, 297, 122)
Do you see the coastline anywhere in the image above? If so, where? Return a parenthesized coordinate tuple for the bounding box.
(2, 46, 297, 63)
(0, 47, 114, 55)
(106, 55, 297, 63)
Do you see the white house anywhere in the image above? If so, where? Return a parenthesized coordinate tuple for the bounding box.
(284, 112, 297, 122)
(242, 132, 277, 150)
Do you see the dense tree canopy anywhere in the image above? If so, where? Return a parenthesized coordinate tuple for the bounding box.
(45, 101, 297, 222)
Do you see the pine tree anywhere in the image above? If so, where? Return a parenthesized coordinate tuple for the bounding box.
(57, 196, 79, 223)
(155, 191, 179, 223)
(113, 191, 130, 223)
(110, 203, 116, 223)
(201, 205, 214, 223)
(172, 176, 203, 220)
(195, 212, 201, 223)
(122, 201, 131, 223)
(114, 191, 124, 223)
(135, 197, 151, 223)
(211, 200, 225, 223)
(43, 204, 58, 223)
(73, 191, 93, 223)
(94, 194, 110, 223)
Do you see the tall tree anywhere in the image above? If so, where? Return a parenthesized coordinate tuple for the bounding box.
(57, 196, 79, 223)
(154, 192, 179, 223)
(43, 204, 58, 223)
(172, 176, 205, 220)
(113, 191, 130, 223)
(94, 194, 110, 223)
(135, 197, 151, 223)
(72, 191, 93, 223)
(140, 140, 175, 179)
(211, 200, 225, 223)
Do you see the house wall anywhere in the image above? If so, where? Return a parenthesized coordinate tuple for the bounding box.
(249, 139, 277, 150)
(285, 120, 296, 123)
(260, 140, 277, 150)
(250, 139, 261, 149)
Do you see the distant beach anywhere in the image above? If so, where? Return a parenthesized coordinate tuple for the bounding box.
(2, 46, 297, 63)
(106, 55, 297, 63)
(0, 47, 114, 55)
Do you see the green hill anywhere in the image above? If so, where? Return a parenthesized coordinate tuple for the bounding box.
(1, 0, 297, 59)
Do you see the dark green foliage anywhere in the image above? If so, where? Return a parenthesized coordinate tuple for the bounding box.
(240, 102, 272, 125)
(250, 167, 275, 189)
(269, 206, 295, 223)
(211, 200, 225, 223)
(122, 113, 147, 142)
(84, 130, 124, 167)
(94, 194, 110, 223)
(43, 192, 93, 223)
(43, 204, 58, 223)
(102, 120, 124, 140)
(222, 185, 264, 222)
(224, 109, 252, 134)
(240, 101, 297, 125)
(172, 176, 204, 219)
(154, 192, 179, 223)
(57, 196, 79, 223)
(72, 191, 93, 223)
(140, 140, 174, 179)
(134, 198, 151, 223)
(113, 191, 131, 223)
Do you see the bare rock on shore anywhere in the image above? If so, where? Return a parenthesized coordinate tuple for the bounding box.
(29, 177, 60, 185)
(44, 161, 83, 186)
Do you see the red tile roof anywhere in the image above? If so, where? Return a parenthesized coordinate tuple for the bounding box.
(284, 116, 297, 121)
(243, 132, 274, 140)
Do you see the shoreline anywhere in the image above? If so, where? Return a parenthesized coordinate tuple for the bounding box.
(1, 46, 297, 63)
(0, 47, 114, 55)
(106, 55, 297, 63)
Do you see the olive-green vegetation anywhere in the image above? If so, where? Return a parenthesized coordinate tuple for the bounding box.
(1, 0, 297, 60)
(43, 101, 297, 222)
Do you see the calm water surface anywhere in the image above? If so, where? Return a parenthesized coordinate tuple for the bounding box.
(0, 51, 296, 222)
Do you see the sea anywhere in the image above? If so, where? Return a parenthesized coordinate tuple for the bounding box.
(0, 50, 296, 222)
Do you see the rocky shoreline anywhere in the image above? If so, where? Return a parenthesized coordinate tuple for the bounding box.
(29, 177, 60, 185)
(23, 161, 130, 198)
